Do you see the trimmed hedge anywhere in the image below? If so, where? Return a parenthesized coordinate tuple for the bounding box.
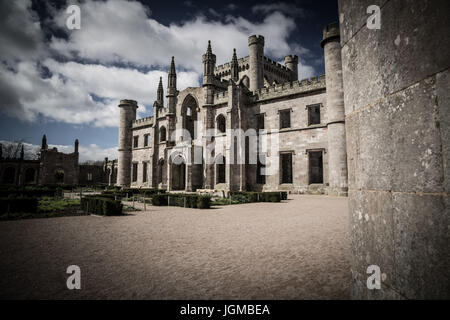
(151, 194, 211, 209)
(102, 188, 165, 200)
(229, 191, 285, 203)
(0, 198, 38, 214)
(80, 196, 123, 216)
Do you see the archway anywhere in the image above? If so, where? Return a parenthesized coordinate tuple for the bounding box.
(181, 95, 198, 141)
(171, 154, 186, 191)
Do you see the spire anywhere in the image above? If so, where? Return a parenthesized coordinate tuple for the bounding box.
(157, 76, 164, 106)
(74, 139, 79, 154)
(207, 40, 212, 55)
(231, 48, 239, 81)
(20, 145, 24, 160)
(41, 134, 47, 150)
(168, 56, 177, 91)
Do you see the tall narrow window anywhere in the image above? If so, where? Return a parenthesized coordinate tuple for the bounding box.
(257, 154, 266, 184)
(160, 126, 166, 142)
(308, 104, 321, 125)
(133, 136, 139, 148)
(142, 162, 147, 182)
(280, 153, 293, 184)
(87, 173, 93, 181)
(132, 163, 138, 182)
(256, 114, 264, 131)
(144, 134, 149, 147)
(216, 155, 226, 184)
(279, 110, 291, 129)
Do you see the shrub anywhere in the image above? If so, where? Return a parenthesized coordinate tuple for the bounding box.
(0, 198, 38, 214)
(80, 196, 123, 216)
(151, 194, 168, 206)
(229, 191, 282, 204)
(197, 195, 211, 209)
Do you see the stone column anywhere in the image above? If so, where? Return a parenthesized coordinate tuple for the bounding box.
(321, 22, 348, 196)
(117, 100, 138, 187)
(339, 0, 450, 299)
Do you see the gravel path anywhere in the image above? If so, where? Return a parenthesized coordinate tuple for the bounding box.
(0, 195, 350, 299)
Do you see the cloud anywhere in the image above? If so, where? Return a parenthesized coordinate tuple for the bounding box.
(0, 0, 317, 129)
(0, 140, 117, 162)
(251, 3, 306, 17)
(49, 0, 304, 71)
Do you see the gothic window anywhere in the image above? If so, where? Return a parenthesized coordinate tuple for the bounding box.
(216, 114, 226, 133)
(279, 109, 291, 129)
(160, 126, 166, 142)
(133, 136, 139, 148)
(144, 134, 149, 147)
(87, 173, 93, 181)
(3, 167, 15, 184)
(280, 153, 293, 184)
(308, 104, 321, 125)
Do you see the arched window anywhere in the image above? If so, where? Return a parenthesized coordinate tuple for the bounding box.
(216, 114, 226, 133)
(160, 126, 166, 142)
(181, 95, 198, 141)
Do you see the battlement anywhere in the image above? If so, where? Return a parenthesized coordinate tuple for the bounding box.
(284, 55, 299, 63)
(321, 22, 340, 47)
(215, 56, 249, 74)
(132, 116, 153, 128)
(253, 75, 326, 101)
(263, 56, 289, 71)
(248, 35, 265, 46)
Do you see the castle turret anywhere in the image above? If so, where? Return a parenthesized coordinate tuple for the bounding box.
(167, 57, 177, 114)
(321, 22, 348, 196)
(41, 134, 48, 150)
(74, 139, 79, 154)
(248, 35, 264, 91)
(157, 76, 164, 107)
(117, 99, 138, 187)
(284, 55, 299, 81)
(230, 48, 239, 82)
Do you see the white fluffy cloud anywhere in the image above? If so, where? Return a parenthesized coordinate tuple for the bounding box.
(0, 0, 317, 129)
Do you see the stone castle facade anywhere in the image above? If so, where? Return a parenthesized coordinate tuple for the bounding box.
(117, 26, 348, 195)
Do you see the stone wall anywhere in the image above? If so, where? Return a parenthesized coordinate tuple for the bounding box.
(340, 0, 450, 299)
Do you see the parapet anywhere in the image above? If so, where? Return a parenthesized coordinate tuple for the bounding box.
(119, 99, 138, 108)
(321, 22, 340, 48)
(248, 35, 265, 47)
(132, 116, 153, 129)
(252, 75, 326, 102)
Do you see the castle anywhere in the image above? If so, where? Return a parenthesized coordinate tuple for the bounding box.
(0, 135, 117, 186)
(117, 24, 348, 195)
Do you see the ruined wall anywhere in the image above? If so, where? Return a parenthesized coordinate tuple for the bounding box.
(340, 0, 450, 299)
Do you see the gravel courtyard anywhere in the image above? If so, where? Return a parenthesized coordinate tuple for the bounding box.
(0, 195, 350, 299)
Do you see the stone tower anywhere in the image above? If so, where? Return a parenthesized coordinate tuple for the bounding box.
(202, 41, 216, 105)
(321, 22, 348, 196)
(248, 35, 264, 91)
(340, 0, 449, 299)
(284, 55, 299, 81)
(117, 99, 138, 187)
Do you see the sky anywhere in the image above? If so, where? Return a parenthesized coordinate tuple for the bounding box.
(0, 0, 339, 162)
